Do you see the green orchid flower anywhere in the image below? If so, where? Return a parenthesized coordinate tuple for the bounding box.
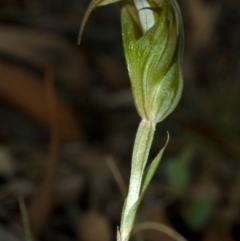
(121, 0, 183, 123)
(79, 0, 183, 123)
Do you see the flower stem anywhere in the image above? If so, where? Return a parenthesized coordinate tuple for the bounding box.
(119, 119, 156, 241)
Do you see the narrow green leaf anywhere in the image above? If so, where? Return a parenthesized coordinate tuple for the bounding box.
(121, 134, 169, 231)
(140, 133, 169, 196)
(120, 193, 142, 232)
(19, 196, 33, 241)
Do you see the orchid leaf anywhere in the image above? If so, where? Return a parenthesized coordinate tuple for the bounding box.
(140, 132, 169, 195)
(121, 134, 169, 231)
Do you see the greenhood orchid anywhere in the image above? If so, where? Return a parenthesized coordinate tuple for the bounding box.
(79, 1, 184, 241)
(79, 0, 183, 123)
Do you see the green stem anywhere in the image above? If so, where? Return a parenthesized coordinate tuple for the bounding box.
(119, 119, 156, 241)
(19, 196, 33, 241)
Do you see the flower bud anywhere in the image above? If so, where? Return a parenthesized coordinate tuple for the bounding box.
(121, 0, 183, 123)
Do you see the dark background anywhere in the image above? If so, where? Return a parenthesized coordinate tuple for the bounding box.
(0, 0, 240, 241)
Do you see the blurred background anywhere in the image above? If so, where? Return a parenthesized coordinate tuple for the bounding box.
(0, 0, 240, 240)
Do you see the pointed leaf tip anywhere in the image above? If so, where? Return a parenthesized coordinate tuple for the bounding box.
(78, 0, 120, 45)
(78, 0, 100, 45)
(140, 132, 169, 196)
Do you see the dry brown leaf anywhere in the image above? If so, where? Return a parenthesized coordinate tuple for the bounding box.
(76, 209, 112, 241)
(17, 66, 59, 237)
(0, 25, 92, 92)
(183, 0, 221, 50)
(0, 60, 83, 142)
(203, 219, 234, 241)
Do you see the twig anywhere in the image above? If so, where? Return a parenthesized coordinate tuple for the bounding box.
(106, 155, 127, 197)
(24, 64, 59, 236)
(132, 222, 187, 241)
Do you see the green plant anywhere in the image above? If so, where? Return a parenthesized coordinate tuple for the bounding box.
(79, 1, 183, 241)
(19, 196, 33, 241)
